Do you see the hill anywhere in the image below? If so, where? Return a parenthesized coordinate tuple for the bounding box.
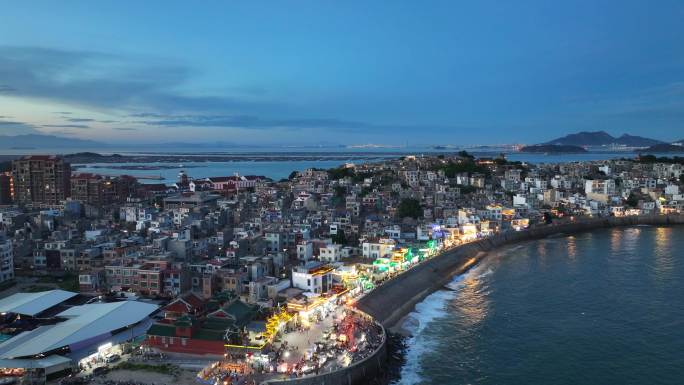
(545, 131, 662, 147)
(520, 144, 588, 153)
(0, 134, 104, 149)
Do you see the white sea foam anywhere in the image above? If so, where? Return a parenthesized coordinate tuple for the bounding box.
(394, 266, 486, 385)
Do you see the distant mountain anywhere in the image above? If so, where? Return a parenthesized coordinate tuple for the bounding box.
(637, 143, 684, 153)
(0, 134, 105, 149)
(545, 131, 663, 147)
(520, 144, 588, 153)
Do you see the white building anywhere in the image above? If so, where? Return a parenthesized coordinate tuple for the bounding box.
(362, 239, 395, 259)
(296, 241, 313, 261)
(585, 179, 616, 195)
(291, 262, 333, 294)
(319, 244, 342, 263)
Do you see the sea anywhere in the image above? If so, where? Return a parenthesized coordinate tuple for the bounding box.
(395, 226, 684, 385)
(8, 145, 677, 183)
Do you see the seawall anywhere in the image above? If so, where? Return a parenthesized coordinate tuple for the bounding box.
(356, 214, 684, 330)
(262, 309, 387, 385)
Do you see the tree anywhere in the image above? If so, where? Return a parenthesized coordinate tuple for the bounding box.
(458, 185, 477, 195)
(626, 192, 639, 208)
(288, 171, 299, 180)
(327, 167, 355, 180)
(457, 150, 474, 159)
(331, 231, 346, 245)
(333, 185, 346, 197)
(396, 198, 422, 219)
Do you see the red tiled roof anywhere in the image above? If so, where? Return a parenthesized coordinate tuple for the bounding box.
(163, 292, 205, 314)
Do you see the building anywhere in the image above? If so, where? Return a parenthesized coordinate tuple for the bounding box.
(0, 173, 13, 205)
(71, 174, 138, 207)
(0, 233, 13, 284)
(12, 155, 71, 205)
(0, 294, 158, 382)
(292, 262, 333, 294)
(163, 192, 220, 209)
(362, 239, 395, 259)
(319, 244, 342, 262)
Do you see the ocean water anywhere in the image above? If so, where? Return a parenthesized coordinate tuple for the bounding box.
(67, 150, 684, 183)
(396, 226, 684, 385)
(73, 159, 369, 183)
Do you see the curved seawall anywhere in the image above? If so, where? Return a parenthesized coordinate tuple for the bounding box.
(356, 214, 684, 329)
(261, 309, 387, 385)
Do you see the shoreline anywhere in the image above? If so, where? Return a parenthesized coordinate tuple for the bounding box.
(356, 214, 684, 332)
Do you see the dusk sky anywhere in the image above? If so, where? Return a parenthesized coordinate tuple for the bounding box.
(1, 0, 684, 145)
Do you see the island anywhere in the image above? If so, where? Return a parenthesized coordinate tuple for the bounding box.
(519, 144, 588, 153)
(636, 143, 684, 153)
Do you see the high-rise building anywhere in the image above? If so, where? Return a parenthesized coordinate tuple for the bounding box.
(71, 173, 138, 206)
(0, 232, 13, 284)
(12, 155, 71, 205)
(0, 173, 12, 205)
(71, 173, 104, 206)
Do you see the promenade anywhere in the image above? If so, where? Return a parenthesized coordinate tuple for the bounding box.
(357, 214, 684, 330)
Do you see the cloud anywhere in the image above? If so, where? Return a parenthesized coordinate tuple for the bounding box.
(0, 46, 423, 136)
(132, 112, 442, 133)
(112, 127, 137, 131)
(48, 130, 79, 136)
(0, 85, 16, 93)
(0, 46, 277, 115)
(0, 119, 41, 135)
(135, 114, 375, 131)
(42, 124, 90, 129)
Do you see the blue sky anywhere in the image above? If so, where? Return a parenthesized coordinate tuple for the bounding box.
(1, 0, 684, 145)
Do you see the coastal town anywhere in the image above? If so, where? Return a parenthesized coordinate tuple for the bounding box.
(0, 151, 683, 384)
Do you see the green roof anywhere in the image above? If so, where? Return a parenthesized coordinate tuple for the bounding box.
(147, 323, 177, 337)
(213, 290, 236, 302)
(194, 328, 226, 341)
(203, 317, 236, 330)
(222, 300, 256, 327)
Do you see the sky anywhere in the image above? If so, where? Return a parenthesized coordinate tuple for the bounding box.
(1, 0, 684, 146)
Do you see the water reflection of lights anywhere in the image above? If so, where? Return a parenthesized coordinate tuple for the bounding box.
(567, 236, 577, 260)
(610, 229, 623, 251)
(653, 227, 674, 280)
(452, 270, 491, 328)
(536, 241, 547, 257)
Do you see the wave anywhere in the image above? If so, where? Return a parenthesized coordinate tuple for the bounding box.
(394, 264, 489, 385)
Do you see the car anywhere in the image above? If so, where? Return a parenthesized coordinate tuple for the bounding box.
(105, 354, 121, 363)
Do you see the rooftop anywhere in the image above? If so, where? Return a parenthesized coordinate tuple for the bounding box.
(0, 301, 158, 359)
(0, 290, 78, 317)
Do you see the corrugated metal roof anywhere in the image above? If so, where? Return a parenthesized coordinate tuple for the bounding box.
(0, 301, 158, 359)
(0, 290, 77, 316)
(0, 355, 71, 369)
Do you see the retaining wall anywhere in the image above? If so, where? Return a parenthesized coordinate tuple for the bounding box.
(356, 214, 684, 329)
(262, 214, 683, 385)
(262, 310, 387, 385)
